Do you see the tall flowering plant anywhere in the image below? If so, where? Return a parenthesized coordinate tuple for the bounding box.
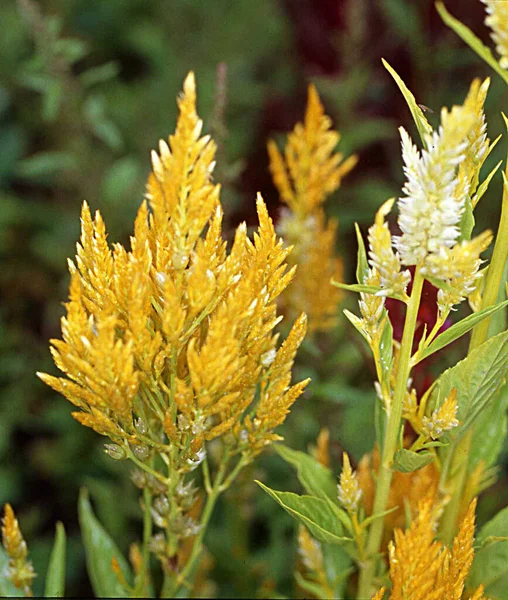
(2, 73, 309, 598)
(259, 61, 508, 598)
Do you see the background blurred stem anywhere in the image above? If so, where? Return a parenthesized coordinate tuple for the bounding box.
(357, 267, 424, 598)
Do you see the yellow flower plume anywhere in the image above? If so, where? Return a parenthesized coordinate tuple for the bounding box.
(373, 497, 487, 600)
(38, 72, 309, 458)
(268, 84, 357, 332)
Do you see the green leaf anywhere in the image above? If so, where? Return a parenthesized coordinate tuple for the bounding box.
(382, 58, 432, 146)
(379, 315, 393, 384)
(14, 152, 77, 183)
(294, 571, 328, 598)
(469, 505, 508, 598)
(414, 300, 508, 364)
(273, 445, 337, 502)
(393, 449, 434, 473)
(458, 194, 474, 241)
(44, 522, 66, 598)
(472, 159, 503, 209)
(343, 309, 367, 341)
(469, 382, 508, 471)
(355, 223, 369, 284)
(255, 482, 349, 546)
(0, 547, 23, 597)
(436, 2, 508, 86)
(434, 330, 508, 443)
(78, 488, 131, 598)
(80, 62, 120, 87)
(331, 280, 381, 295)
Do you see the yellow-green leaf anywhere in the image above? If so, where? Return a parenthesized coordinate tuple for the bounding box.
(274, 445, 337, 502)
(44, 522, 66, 598)
(78, 488, 131, 598)
(393, 449, 434, 473)
(436, 2, 508, 86)
(256, 482, 350, 546)
(382, 58, 432, 146)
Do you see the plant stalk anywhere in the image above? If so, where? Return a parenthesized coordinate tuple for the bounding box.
(357, 267, 424, 598)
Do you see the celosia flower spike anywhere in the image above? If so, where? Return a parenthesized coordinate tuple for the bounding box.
(367, 198, 410, 297)
(421, 388, 459, 440)
(481, 0, 508, 69)
(2, 504, 36, 596)
(269, 84, 356, 332)
(381, 496, 487, 600)
(338, 452, 362, 513)
(395, 105, 475, 266)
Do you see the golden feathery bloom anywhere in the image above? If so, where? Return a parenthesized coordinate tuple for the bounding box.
(481, 0, 508, 69)
(38, 73, 308, 467)
(368, 199, 410, 297)
(420, 388, 459, 440)
(338, 452, 362, 513)
(373, 497, 487, 600)
(268, 84, 357, 332)
(1, 504, 36, 597)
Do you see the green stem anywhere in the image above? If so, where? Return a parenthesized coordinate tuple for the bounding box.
(440, 177, 508, 544)
(136, 486, 153, 597)
(357, 267, 424, 599)
(161, 456, 229, 598)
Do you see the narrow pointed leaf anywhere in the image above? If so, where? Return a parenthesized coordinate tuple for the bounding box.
(436, 2, 508, 86)
(44, 522, 66, 598)
(382, 58, 432, 146)
(331, 280, 381, 295)
(274, 445, 337, 501)
(78, 488, 131, 598)
(355, 223, 369, 284)
(256, 482, 349, 546)
(414, 300, 508, 364)
(472, 159, 503, 209)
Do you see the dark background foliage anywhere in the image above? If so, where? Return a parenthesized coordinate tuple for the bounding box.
(1, 0, 506, 596)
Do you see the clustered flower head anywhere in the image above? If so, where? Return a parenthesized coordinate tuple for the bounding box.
(1, 504, 35, 597)
(482, 0, 508, 69)
(268, 84, 357, 332)
(338, 452, 362, 513)
(372, 497, 486, 600)
(365, 78, 493, 316)
(38, 73, 309, 565)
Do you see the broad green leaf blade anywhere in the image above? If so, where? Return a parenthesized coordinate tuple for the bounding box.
(469, 505, 508, 598)
(0, 547, 23, 597)
(469, 382, 508, 471)
(393, 449, 434, 473)
(78, 488, 131, 598)
(436, 2, 508, 86)
(44, 522, 66, 598)
(415, 300, 508, 364)
(355, 223, 369, 284)
(322, 544, 353, 598)
(382, 58, 432, 146)
(255, 482, 349, 546)
(273, 445, 337, 502)
(434, 330, 508, 443)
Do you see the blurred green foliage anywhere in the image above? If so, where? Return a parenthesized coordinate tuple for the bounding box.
(1, 0, 507, 596)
